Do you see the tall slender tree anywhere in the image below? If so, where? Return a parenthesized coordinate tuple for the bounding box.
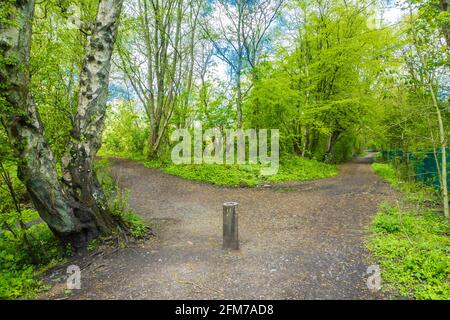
(117, 0, 186, 159)
(203, 0, 283, 128)
(407, 1, 449, 218)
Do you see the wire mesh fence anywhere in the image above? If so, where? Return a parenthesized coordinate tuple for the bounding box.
(381, 149, 450, 192)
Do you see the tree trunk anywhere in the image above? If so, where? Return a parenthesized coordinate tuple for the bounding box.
(140, 0, 182, 160)
(410, 5, 449, 218)
(236, 0, 244, 129)
(310, 129, 320, 153)
(440, 0, 450, 50)
(1, 0, 125, 250)
(148, 124, 160, 160)
(181, 2, 201, 129)
(439, 0, 450, 218)
(62, 0, 124, 222)
(293, 126, 303, 155)
(302, 126, 310, 157)
(0, 0, 96, 249)
(429, 84, 449, 219)
(325, 130, 341, 162)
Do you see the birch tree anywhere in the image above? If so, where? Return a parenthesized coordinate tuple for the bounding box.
(406, 1, 449, 218)
(0, 0, 126, 249)
(439, 0, 450, 50)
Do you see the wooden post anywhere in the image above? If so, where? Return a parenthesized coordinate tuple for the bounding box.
(223, 202, 239, 250)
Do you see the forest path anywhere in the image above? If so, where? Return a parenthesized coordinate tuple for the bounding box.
(44, 155, 396, 300)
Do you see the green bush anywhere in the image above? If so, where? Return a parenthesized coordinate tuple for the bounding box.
(372, 206, 402, 233)
(145, 155, 338, 187)
(0, 267, 39, 300)
(0, 155, 62, 300)
(327, 132, 361, 164)
(268, 155, 338, 183)
(122, 212, 150, 239)
(0, 221, 61, 300)
(164, 164, 260, 187)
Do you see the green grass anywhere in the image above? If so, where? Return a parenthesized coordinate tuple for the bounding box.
(370, 163, 450, 300)
(0, 162, 63, 300)
(372, 163, 439, 203)
(122, 211, 150, 239)
(163, 164, 261, 187)
(0, 218, 63, 300)
(267, 156, 338, 183)
(97, 149, 147, 162)
(145, 155, 338, 187)
(372, 163, 398, 186)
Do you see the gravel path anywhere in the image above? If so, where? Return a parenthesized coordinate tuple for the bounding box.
(44, 155, 395, 300)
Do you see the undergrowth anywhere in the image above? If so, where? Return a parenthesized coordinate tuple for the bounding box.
(0, 159, 150, 300)
(95, 158, 151, 239)
(145, 155, 338, 187)
(370, 163, 450, 300)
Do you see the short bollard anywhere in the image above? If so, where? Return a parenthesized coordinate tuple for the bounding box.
(223, 202, 239, 250)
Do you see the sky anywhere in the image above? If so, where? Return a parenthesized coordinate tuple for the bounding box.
(383, 1, 405, 25)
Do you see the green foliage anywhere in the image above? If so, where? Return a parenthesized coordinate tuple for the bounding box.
(372, 163, 399, 186)
(95, 158, 131, 216)
(372, 162, 439, 204)
(0, 137, 62, 299)
(373, 0, 450, 188)
(95, 158, 150, 239)
(267, 155, 338, 183)
(0, 165, 27, 217)
(121, 212, 149, 239)
(369, 205, 450, 300)
(193, 80, 235, 130)
(30, 2, 86, 162)
(370, 162, 450, 300)
(100, 101, 149, 160)
(145, 155, 337, 187)
(244, 0, 394, 162)
(2, 0, 449, 300)
(0, 221, 61, 300)
(330, 131, 365, 163)
(87, 239, 99, 252)
(28, 0, 105, 162)
(0, 267, 40, 300)
(163, 163, 261, 187)
(0, 0, 15, 27)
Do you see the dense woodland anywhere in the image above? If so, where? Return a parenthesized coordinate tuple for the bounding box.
(0, 0, 449, 300)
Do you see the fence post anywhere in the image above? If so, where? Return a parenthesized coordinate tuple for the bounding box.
(223, 202, 239, 250)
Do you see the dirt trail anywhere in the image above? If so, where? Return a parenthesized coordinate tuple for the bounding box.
(44, 155, 396, 300)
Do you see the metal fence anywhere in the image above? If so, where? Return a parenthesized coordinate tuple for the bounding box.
(381, 149, 450, 191)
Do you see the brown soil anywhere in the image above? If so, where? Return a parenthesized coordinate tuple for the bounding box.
(43, 154, 396, 300)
